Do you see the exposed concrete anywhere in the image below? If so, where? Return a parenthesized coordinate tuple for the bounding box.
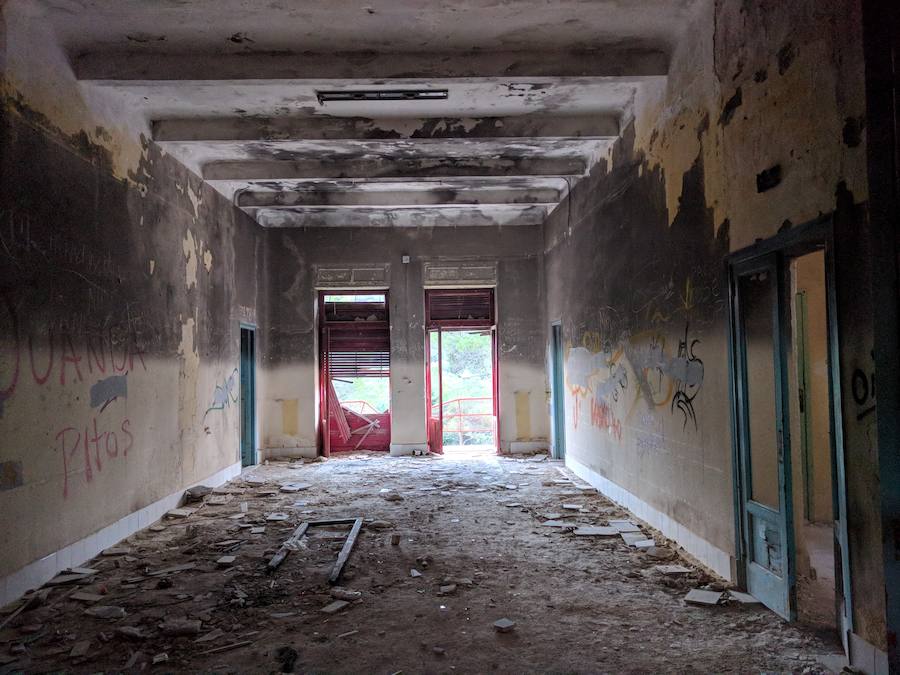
(236, 182, 563, 207)
(248, 204, 554, 228)
(75, 49, 670, 82)
(203, 156, 589, 181)
(153, 114, 620, 143)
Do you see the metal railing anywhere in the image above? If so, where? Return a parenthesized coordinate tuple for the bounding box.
(432, 397, 495, 446)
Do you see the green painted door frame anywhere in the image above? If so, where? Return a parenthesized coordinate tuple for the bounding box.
(240, 324, 257, 467)
(727, 216, 852, 650)
(550, 322, 566, 460)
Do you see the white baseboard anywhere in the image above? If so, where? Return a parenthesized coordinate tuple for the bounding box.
(566, 456, 733, 580)
(390, 443, 428, 456)
(508, 441, 549, 454)
(849, 630, 889, 674)
(0, 461, 242, 609)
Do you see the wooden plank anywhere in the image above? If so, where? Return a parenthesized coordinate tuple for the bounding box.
(267, 522, 310, 572)
(306, 518, 358, 527)
(328, 517, 363, 585)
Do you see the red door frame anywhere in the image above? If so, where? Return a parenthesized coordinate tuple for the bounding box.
(318, 291, 390, 457)
(424, 288, 499, 453)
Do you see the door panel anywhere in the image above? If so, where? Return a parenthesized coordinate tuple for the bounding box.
(240, 327, 256, 467)
(426, 328, 443, 454)
(550, 323, 566, 460)
(732, 254, 795, 619)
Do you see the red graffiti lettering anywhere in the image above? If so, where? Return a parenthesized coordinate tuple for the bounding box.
(60, 333, 84, 385)
(28, 331, 54, 384)
(590, 399, 623, 442)
(58, 417, 133, 498)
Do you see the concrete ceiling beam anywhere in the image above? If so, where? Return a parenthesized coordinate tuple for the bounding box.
(153, 114, 619, 142)
(75, 48, 668, 81)
(246, 204, 552, 228)
(235, 184, 563, 207)
(203, 156, 587, 181)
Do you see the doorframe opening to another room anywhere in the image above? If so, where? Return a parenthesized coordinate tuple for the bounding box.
(318, 291, 392, 457)
(727, 216, 852, 656)
(239, 323, 257, 467)
(425, 288, 499, 455)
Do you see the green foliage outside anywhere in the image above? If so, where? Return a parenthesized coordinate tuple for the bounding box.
(333, 329, 494, 444)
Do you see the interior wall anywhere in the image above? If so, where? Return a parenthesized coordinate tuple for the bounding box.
(262, 226, 548, 455)
(543, 0, 881, 648)
(0, 6, 264, 591)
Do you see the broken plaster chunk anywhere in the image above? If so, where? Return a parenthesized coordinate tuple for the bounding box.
(410, 569, 423, 578)
(84, 605, 127, 620)
(382, 493, 404, 502)
(70, 591, 105, 603)
(184, 485, 213, 502)
(620, 532, 647, 546)
(727, 590, 761, 605)
(152, 653, 169, 665)
(250, 527, 265, 535)
(320, 600, 350, 615)
(493, 618, 516, 633)
(645, 546, 675, 560)
(159, 619, 202, 636)
(101, 547, 130, 556)
(266, 512, 290, 522)
(503, 502, 522, 508)
(542, 520, 576, 529)
(684, 589, 724, 606)
(330, 587, 362, 601)
(656, 564, 691, 576)
(115, 626, 146, 641)
(609, 520, 641, 533)
(70, 640, 91, 658)
(562, 504, 583, 511)
(573, 526, 618, 537)
(438, 584, 457, 596)
(633, 539, 655, 549)
(167, 507, 197, 519)
(216, 556, 237, 567)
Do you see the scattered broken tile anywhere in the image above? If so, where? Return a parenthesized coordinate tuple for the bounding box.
(620, 532, 647, 546)
(541, 512, 565, 520)
(69, 640, 91, 658)
(633, 539, 656, 549)
(645, 546, 675, 560)
(152, 652, 169, 665)
(70, 591, 105, 603)
(250, 527, 265, 535)
(656, 564, 691, 576)
(166, 507, 197, 519)
(228, 513, 247, 520)
(116, 626, 146, 641)
(320, 600, 350, 614)
(46, 572, 94, 586)
(216, 555, 237, 567)
(330, 587, 362, 601)
(684, 589, 723, 606)
(207, 495, 231, 505)
(727, 590, 761, 605)
(382, 493, 404, 502)
(195, 628, 225, 643)
(101, 547, 130, 556)
(410, 569, 423, 578)
(84, 605, 126, 620)
(149, 524, 166, 532)
(542, 520, 576, 528)
(573, 526, 618, 537)
(503, 502, 522, 508)
(493, 618, 516, 633)
(266, 512, 289, 521)
(159, 619, 202, 636)
(609, 520, 641, 533)
(184, 485, 213, 501)
(438, 584, 457, 596)
(562, 504, 583, 511)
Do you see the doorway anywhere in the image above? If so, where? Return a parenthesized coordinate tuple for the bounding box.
(550, 322, 566, 460)
(319, 292, 392, 455)
(425, 288, 498, 455)
(728, 220, 851, 653)
(239, 325, 256, 467)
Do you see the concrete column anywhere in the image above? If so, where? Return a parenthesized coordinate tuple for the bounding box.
(389, 259, 427, 454)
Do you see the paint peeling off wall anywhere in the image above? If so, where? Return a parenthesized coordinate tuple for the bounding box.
(0, 76, 265, 583)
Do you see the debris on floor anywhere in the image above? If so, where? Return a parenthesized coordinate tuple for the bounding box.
(0, 452, 841, 673)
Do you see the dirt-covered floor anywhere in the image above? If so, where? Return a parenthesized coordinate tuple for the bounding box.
(0, 451, 845, 674)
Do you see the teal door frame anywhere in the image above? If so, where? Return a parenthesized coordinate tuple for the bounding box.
(549, 322, 566, 460)
(727, 215, 852, 646)
(240, 324, 257, 467)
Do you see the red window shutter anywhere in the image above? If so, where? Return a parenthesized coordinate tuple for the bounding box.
(426, 289, 495, 328)
(326, 326, 390, 378)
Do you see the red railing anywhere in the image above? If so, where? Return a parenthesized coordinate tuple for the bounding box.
(432, 397, 495, 446)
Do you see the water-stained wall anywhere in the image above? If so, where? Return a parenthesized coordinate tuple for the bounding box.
(544, 0, 881, 650)
(262, 225, 548, 455)
(0, 9, 264, 594)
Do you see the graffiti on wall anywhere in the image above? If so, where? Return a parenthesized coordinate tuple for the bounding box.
(203, 367, 239, 419)
(565, 320, 705, 442)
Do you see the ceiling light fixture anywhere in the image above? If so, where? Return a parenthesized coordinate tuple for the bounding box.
(316, 89, 448, 104)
